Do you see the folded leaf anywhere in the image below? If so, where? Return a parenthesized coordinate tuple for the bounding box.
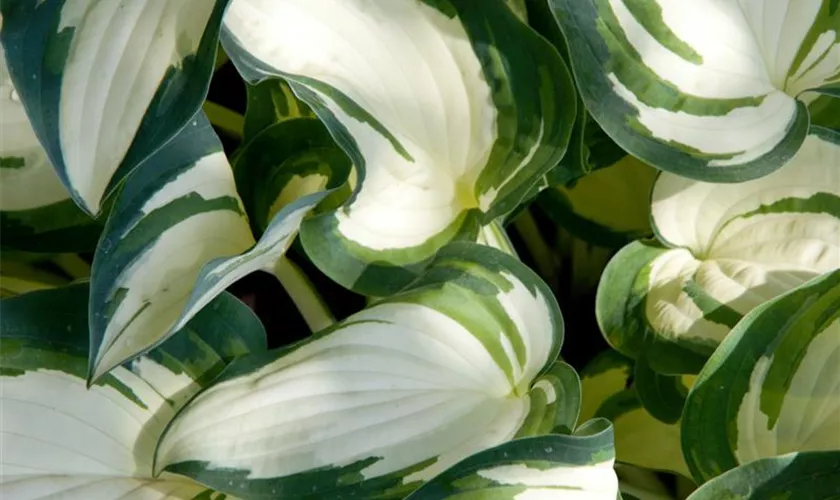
(0, 0, 229, 214)
(154, 243, 565, 498)
(597, 129, 840, 374)
(232, 117, 351, 234)
(242, 78, 316, 143)
(525, 0, 628, 185)
(528, 0, 655, 248)
(516, 360, 582, 436)
(89, 113, 347, 382)
(686, 452, 840, 500)
(550, 0, 839, 181)
(0, 283, 265, 499)
(88, 114, 253, 381)
(406, 419, 619, 499)
(222, 0, 576, 295)
(0, 46, 101, 252)
(682, 270, 840, 483)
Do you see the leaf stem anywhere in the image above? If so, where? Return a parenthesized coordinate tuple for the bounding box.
(52, 254, 91, 280)
(203, 101, 244, 139)
(0, 276, 55, 298)
(512, 208, 556, 281)
(268, 257, 335, 333)
(478, 220, 518, 257)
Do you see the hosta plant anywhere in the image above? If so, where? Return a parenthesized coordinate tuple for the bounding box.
(597, 127, 840, 375)
(1, 0, 838, 499)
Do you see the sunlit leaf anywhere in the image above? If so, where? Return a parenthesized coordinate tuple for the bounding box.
(580, 351, 692, 478)
(551, 0, 839, 181)
(597, 129, 840, 374)
(0, 283, 265, 499)
(682, 270, 840, 483)
(407, 419, 619, 500)
(89, 114, 347, 381)
(221, 0, 576, 295)
(154, 243, 568, 498)
(1, 0, 230, 214)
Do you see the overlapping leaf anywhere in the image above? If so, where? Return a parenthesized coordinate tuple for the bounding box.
(221, 0, 576, 295)
(154, 243, 567, 498)
(0, 0, 230, 214)
(407, 419, 619, 500)
(551, 0, 839, 181)
(242, 78, 316, 144)
(88, 113, 348, 382)
(0, 283, 265, 499)
(682, 270, 840, 483)
(233, 116, 352, 234)
(597, 128, 840, 374)
(524, 0, 628, 184)
(87, 114, 253, 381)
(522, 0, 657, 248)
(686, 452, 840, 500)
(0, 47, 101, 252)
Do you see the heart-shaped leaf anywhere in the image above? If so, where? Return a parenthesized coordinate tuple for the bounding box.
(221, 0, 576, 295)
(597, 128, 840, 374)
(154, 243, 568, 498)
(550, 0, 839, 181)
(0, 283, 265, 499)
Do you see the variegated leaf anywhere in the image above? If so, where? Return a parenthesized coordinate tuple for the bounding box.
(551, 0, 839, 181)
(406, 419, 619, 500)
(154, 243, 566, 498)
(88, 114, 253, 381)
(477, 220, 520, 257)
(516, 360, 582, 437)
(810, 92, 840, 130)
(0, 0, 229, 215)
(580, 351, 692, 478)
(597, 128, 840, 374)
(524, 0, 628, 185)
(222, 0, 576, 295)
(232, 117, 352, 234)
(0, 283, 265, 499)
(89, 114, 346, 381)
(0, 46, 102, 251)
(242, 77, 316, 143)
(682, 270, 840, 483)
(686, 452, 840, 500)
(527, 0, 654, 248)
